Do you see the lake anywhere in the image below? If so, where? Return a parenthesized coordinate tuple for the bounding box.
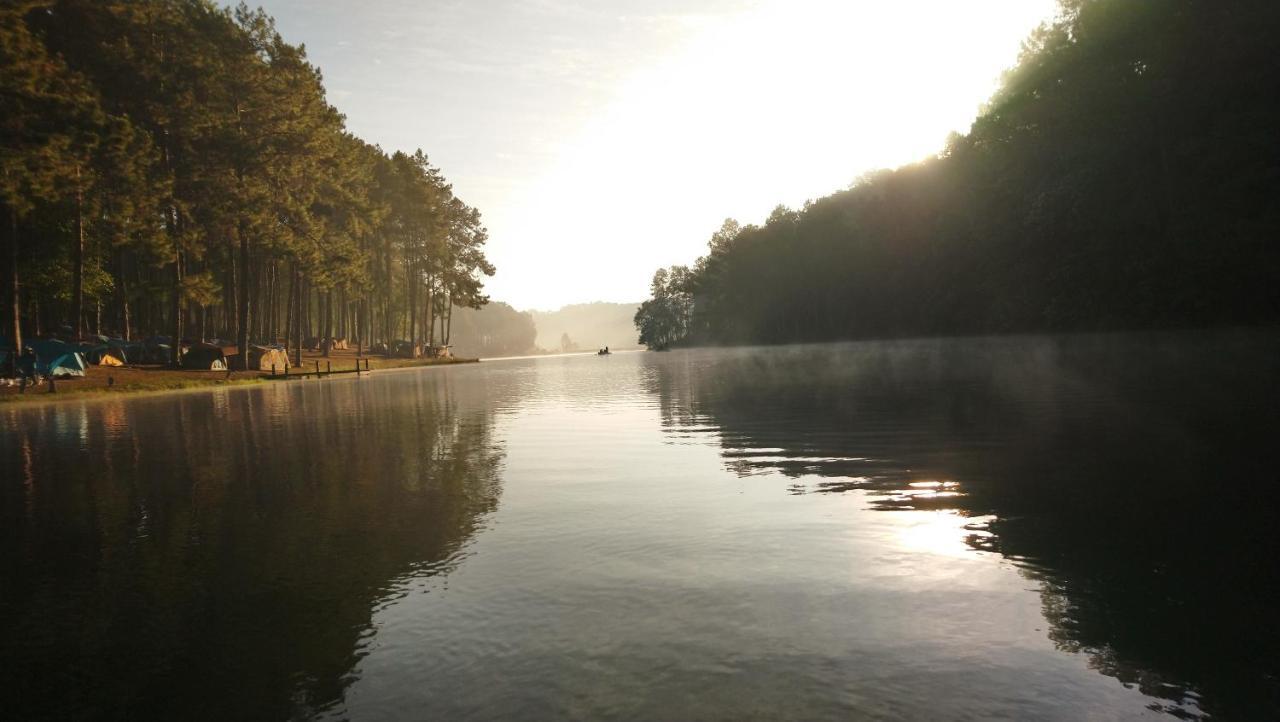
(2, 330, 1278, 720)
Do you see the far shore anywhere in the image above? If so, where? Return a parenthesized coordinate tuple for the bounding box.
(0, 348, 476, 407)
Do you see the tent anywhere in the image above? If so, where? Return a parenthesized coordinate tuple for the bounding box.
(181, 343, 227, 370)
(78, 343, 128, 366)
(247, 345, 290, 372)
(31, 340, 87, 378)
(108, 337, 136, 352)
(142, 345, 172, 364)
(136, 337, 174, 364)
(111, 340, 143, 364)
(391, 340, 420, 358)
(304, 337, 348, 352)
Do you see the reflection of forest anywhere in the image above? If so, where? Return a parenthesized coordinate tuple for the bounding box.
(0, 374, 506, 720)
(645, 331, 1280, 719)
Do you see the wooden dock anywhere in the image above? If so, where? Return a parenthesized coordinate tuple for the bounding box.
(264, 357, 372, 381)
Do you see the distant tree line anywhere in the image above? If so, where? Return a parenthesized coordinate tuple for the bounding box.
(636, 0, 1280, 349)
(2, 0, 493, 367)
(534, 302, 641, 352)
(448, 301, 537, 359)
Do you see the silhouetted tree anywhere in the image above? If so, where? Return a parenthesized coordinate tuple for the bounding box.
(639, 0, 1280, 347)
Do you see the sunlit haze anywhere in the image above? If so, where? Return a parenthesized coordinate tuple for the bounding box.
(261, 0, 1059, 310)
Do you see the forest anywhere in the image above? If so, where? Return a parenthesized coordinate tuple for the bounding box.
(2, 0, 493, 368)
(447, 302, 538, 360)
(636, 0, 1280, 349)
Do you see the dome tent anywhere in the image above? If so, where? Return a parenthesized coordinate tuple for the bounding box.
(247, 345, 290, 372)
(77, 343, 127, 366)
(30, 339, 87, 378)
(224, 344, 291, 372)
(181, 343, 228, 370)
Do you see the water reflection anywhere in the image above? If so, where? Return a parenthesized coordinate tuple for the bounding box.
(0, 373, 508, 720)
(3, 335, 1278, 720)
(645, 330, 1280, 719)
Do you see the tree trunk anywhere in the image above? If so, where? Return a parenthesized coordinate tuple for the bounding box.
(73, 165, 85, 340)
(116, 249, 131, 342)
(407, 255, 416, 347)
(6, 206, 20, 373)
(425, 274, 435, 347)
(383, 238, 392, 347)
(301, 277, 309, 341)
(356, 297, 364, 354)
(169, 208, 182, 367)
(266, 261, 276, 344)
(293, 267, 302, 366)
(445, 297, 453, 345)
(284, 262, 294, 351)
(337, 287, 345, 339)
(236, 222, 250, 369)
(225, 234, 237, 341)
(322, 289, 332, 357)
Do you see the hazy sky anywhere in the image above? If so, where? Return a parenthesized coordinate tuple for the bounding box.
(258, 0, 1059, 310)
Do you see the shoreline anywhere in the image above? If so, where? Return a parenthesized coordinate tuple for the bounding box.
(0, 352, 477, 408)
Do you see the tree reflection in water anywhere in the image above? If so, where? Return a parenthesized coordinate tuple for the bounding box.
(644, 330, 1280, 720)
(0, 373, 506, 720)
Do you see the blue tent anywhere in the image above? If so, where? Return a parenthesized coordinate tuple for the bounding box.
(109, 338, 144, 363)
(31, 339, 87, 378)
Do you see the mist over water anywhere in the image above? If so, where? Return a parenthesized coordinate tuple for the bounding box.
(646, 331, 1280, 718)
(2, 329, 1277, 720)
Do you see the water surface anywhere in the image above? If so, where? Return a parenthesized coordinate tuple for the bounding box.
(2, 331, 1277, 720)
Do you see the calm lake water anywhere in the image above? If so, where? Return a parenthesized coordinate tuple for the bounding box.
(3, 330, 1278, 720)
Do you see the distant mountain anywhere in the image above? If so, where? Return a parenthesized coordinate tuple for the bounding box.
(529, 302, 642, 352)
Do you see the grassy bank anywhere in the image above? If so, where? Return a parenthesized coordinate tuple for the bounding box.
(0, 349, 477, 406)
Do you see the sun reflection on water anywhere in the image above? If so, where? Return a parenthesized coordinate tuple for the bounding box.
(896, 508, 996, 558)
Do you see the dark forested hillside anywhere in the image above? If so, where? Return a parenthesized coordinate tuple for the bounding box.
(635, 0, 1280, 349)
(2, 1, 492, 367)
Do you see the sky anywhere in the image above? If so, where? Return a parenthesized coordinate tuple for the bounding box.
(258, 0, 1060, 311)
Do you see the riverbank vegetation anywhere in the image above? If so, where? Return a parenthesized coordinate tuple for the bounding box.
(0, 348, 476, 405)
(2, 0, 493, 368)
(635, 0, 1280, 348)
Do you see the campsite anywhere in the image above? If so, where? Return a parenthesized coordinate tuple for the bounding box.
(0, 335, 473, 403)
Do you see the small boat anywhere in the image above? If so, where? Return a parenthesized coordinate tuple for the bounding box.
(597, 347, 611, 355)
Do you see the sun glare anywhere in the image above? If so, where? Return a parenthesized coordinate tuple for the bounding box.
(488, 0, 1058, 307)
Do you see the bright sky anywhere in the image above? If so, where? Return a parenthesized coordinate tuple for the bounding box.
(260, 0, 1059, 310)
